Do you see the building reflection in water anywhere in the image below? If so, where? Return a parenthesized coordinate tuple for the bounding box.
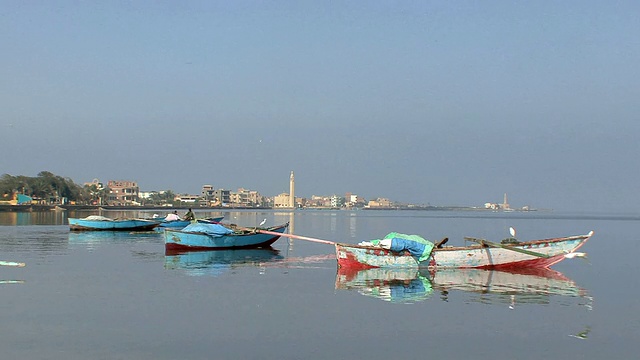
(288, 211, 295, 254)
(0, 210, 67, 226)
(349, 212, 357, 239)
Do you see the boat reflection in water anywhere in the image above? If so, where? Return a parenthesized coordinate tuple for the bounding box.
(336, 268, 434, 304)
(68, 231, 161, 251)
(164, 248, 284, 277)
(69, 230, 159, 243)
(431, 267, 590, 308)
(166, 248, 336, 277)
(336, 267, 591, 307)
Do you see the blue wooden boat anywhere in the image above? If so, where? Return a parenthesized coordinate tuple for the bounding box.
(164, 222, 289, 251)
(157, 216, 224, 229)
(68, 216, 161, 231)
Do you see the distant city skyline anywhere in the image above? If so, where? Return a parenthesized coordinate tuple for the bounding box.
(1, 169, 547, 210)
(133, 173, 528, 209)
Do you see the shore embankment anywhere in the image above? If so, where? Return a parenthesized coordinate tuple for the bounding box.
(0, 204, 501, 212)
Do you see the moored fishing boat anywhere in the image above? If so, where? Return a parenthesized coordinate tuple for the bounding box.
(68, 216, 161, 231)
(164, 222, 289, 251)
(335, 231, 594, 270)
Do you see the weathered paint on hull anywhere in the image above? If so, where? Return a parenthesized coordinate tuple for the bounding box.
(336, 232, 593, 270)
(336, 245, 420, 270)
(68, 218, 161, 231)
(164, 224, 288, 251)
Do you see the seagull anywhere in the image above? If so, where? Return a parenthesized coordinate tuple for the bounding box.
(569, 326, 591, 340)
(509, 226, 516, 238)
(259, 218, 267, 226)
(564, 252, 588, 259)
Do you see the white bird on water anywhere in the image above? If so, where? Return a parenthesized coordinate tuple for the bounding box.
(259, 218, 267, 226)
(564, 252, 588, 259)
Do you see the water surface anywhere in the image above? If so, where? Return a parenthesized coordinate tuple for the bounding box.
(1, 209, 638, 359)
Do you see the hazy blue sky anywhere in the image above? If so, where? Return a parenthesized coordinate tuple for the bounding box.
(2, 1, 638, 212)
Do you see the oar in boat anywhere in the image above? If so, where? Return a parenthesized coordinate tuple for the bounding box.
(255, 229, 337, 245)
(464, 237, 551, 259)
(224, 222, 337, 246)
(0, 261, 26, 267)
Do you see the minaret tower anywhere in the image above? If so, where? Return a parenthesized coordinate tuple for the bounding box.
(289, 171, 295, 209)
(503, 193, 509, 210)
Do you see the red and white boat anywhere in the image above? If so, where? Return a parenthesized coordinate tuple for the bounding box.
(336, 231, 594, 270)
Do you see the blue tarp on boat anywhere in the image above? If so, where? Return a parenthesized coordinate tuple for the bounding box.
(371, 232, 435, 262)
(181, 223, 234, 237)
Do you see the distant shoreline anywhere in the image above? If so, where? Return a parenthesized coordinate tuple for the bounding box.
(0, 204, 541, 213)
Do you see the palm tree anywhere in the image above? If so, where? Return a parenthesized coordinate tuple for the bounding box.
(0, 174, 18, 198)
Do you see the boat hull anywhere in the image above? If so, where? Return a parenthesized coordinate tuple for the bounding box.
(69, 218, 161, 231)
(164, 223, 288, 251)
(336, 232, 593, 270)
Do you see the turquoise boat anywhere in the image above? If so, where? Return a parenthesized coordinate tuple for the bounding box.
(68, 216, 161, 231)
(164, 222, 289, 251)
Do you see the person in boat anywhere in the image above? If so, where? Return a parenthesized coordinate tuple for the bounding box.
(165, 211, 180, 221)
(183, 208, 195, 221)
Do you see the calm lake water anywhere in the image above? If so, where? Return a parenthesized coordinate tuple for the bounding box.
(1, 209, 639, 359)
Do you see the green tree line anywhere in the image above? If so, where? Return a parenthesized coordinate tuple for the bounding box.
(1, 171, 180, 206)
(0, 171, 98, 204)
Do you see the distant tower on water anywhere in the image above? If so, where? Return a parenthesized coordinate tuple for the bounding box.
(289, 171, 295, 208)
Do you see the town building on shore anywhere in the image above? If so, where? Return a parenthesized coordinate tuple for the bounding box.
(107, 180, 140, 206)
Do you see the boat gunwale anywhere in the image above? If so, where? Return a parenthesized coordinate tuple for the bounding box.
(163, 222, 289, 237)
(335, 233, 593, 253)
(68, 217, 162, 231)
(69, 217, 159, 222)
